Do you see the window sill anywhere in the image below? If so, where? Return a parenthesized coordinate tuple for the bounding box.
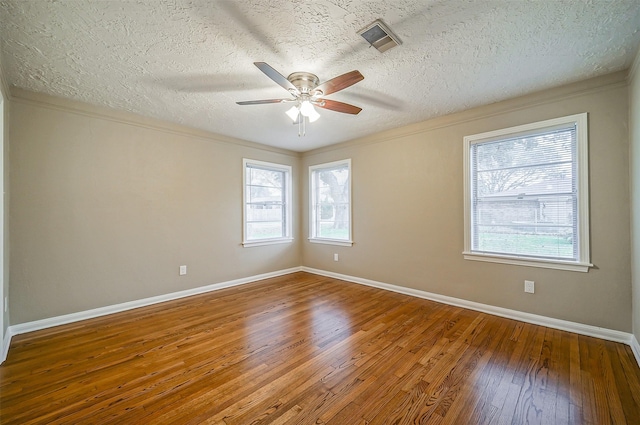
(309, 238, 353, 247)
(462, 251, 592, 272)
(243, 238, 293, 248)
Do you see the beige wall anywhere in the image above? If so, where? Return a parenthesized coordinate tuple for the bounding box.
(9, 90, 301, 324)
(630, 53, 640, 344)
(2, 88, 7, 339)
(0, 57, 8, 341)
(303, 72, 632, 332)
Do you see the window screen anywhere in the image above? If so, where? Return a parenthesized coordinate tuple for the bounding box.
(470, 125, 578, 260)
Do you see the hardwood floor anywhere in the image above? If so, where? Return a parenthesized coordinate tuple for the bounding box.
(1, 272, 639, 424)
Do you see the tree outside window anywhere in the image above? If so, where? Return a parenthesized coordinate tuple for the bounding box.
(310, 159, 352, 246)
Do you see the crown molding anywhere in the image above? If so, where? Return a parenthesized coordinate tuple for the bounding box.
(9, 87, 301, 158)
(628, 45, 640, 83)
(6, 69, 628, 160)
(0, 55, 10, 101)
(303, 70, 629, 157)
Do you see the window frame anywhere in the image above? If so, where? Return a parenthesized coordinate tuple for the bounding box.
(309, 159, 353, 247)
(463, 113, 592, 272)
(242, 158, 293, 247)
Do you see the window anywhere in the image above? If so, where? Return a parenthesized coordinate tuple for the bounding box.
(243, 159, 292, 246)
(463, 113, 591, 272)
(309, 159, 352, 246)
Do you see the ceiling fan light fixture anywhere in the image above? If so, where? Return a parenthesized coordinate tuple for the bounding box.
(299, 100, 315, 117)
(285, 105, 300, 122)
(358, 19, 401, 53)
(307, 107, 320, 123)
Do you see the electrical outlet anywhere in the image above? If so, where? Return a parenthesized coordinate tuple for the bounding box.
(524, 280, 535, 294)
(179, 265, 187, 276)
(334, 253, 339, 261)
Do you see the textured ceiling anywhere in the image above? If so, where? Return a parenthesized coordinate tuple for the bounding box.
(1, 0, 639, 152)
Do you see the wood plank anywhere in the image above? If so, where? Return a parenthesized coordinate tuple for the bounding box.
(1, 272, 639, 424)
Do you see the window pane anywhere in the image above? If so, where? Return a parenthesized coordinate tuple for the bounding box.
(248, 186, 282, 203)
(468, 120, 582, 263)
(246, 204, 283, 222)
(475, 226, 574, 259)
(310, 160, 351, 241)
(475, 129, 574, 171)
(318, 222, 350, 239)
(476, 163, 573, 198)
(247, 221, 283, 240)
(243, 160, 291, 243)
(475, 196, 574, 227)
(248, 168, 283, 187)
(319, 186, 332, 198)
(474, 196, 575, 259)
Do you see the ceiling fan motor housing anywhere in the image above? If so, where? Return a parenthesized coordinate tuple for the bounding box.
(287, 72, 320, 95)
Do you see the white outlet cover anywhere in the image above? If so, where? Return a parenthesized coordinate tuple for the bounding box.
(524, 280, 535, 293)
(179, 265, 187, 276)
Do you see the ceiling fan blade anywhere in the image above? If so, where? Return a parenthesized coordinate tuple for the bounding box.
(254, 62, 300, 95)
(315, 70, 364, 96)
(316, 99, 362, 115)
(236, 99, 292, 105)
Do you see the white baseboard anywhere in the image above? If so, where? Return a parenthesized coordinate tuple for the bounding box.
(631, 334, 640, 367)
(6, 267, 303, 344)
(302, 267, 638, 352)
(1, 327, 12, 364)
(3, 266, 640, 371)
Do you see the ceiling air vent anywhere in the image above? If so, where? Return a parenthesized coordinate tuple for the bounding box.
(358, 19, 401, 53)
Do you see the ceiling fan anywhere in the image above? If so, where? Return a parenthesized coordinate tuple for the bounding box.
(236, 62, 364, 135)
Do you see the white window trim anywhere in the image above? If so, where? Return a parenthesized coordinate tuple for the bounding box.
(243, 238, 293, 248)
(309, 159, 353, 247)
(308, 238, 353, 247)
(463, 113, 592, 272)
(242, 158, 293, 247)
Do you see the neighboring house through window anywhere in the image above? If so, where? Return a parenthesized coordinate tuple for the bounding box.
(243, 159, 292, 246)
(463, 113, 591, 272)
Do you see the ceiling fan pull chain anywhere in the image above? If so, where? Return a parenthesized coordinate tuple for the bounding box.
(302, 115, 306, 137)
